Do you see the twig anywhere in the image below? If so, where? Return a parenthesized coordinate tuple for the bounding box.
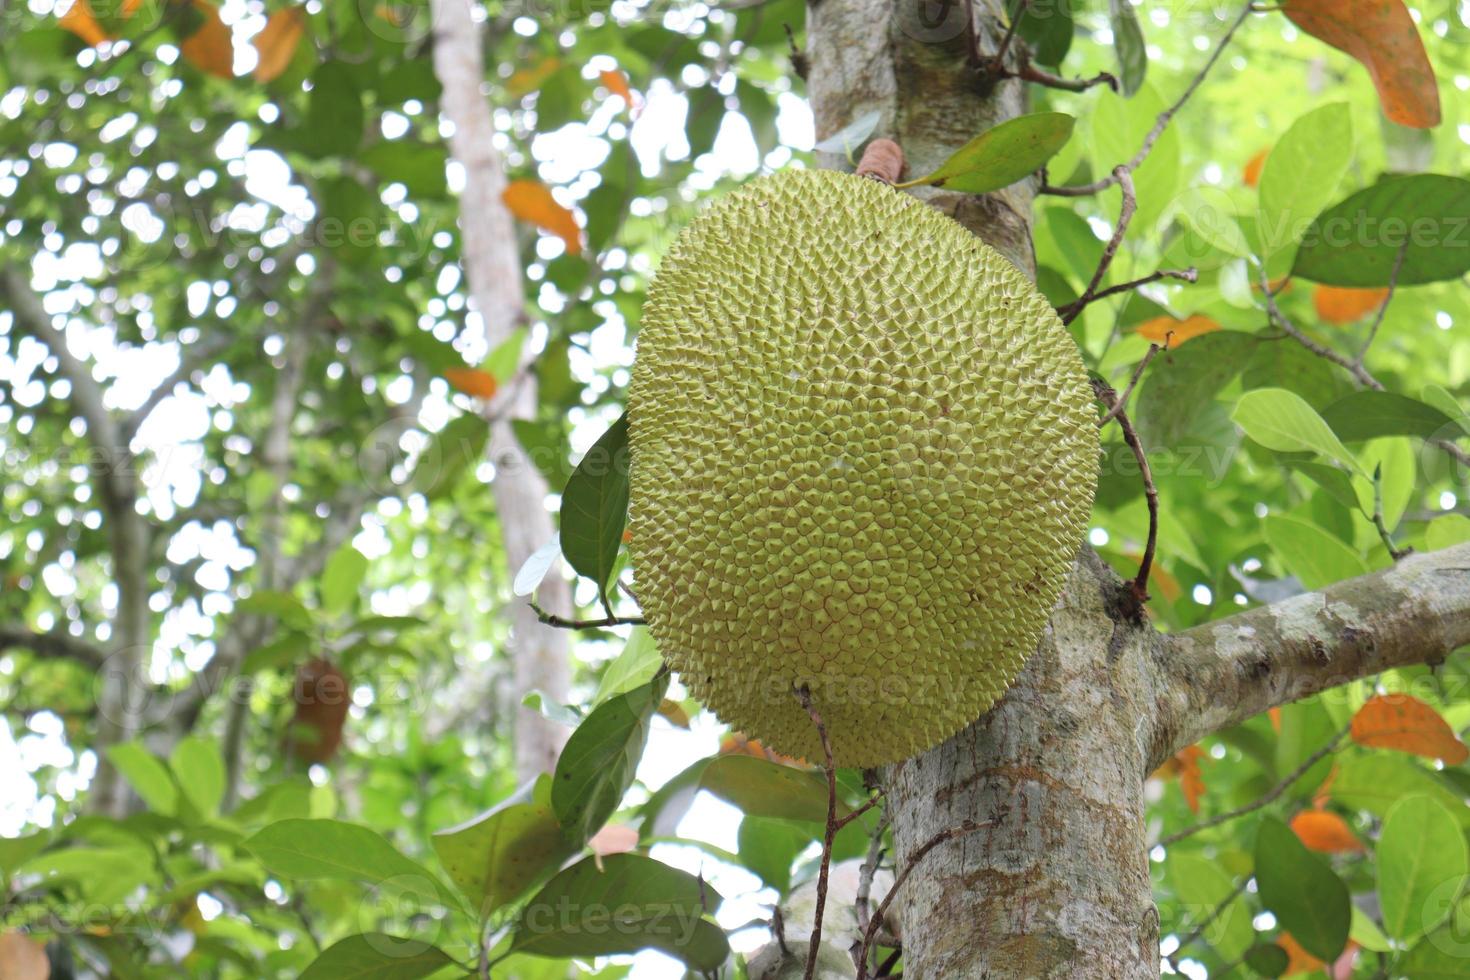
(1371, 465, 1411, 562)
(985, 0, 1031, 77)
(1061, 168, 1137, 326)
(1040, 2, 1255, 197)
(0, 626, 107, 669)
(1013, 61, 1118, 93)
(795, 685, 838, 980)
(1257, 265, 1380, 389)
(1166, 874, 1252, 971)
(1159, 725, 1350, 847)
(851, 811, 891, 973)
(529, 601, 644, 630)
(1060, 268, 1198, 319)
(1096, 342, 1166, 428)
(1356, 240, 1408, 366)
(854, 819, 992, 980)
(1092, 378, 1158, 610)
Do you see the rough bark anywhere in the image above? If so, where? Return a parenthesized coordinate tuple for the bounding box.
(430, 0, 572, 781)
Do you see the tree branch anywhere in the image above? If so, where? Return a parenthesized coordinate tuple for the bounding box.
(0, 626, 107, 670)
(1150, 541, 1470, 769)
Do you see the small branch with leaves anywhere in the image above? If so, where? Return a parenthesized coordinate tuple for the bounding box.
(1092, 377, 1159, 611)
(529, 601, 645, 630)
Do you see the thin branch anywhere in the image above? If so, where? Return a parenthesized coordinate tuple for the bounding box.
(851, 810, 891, 973)
(1040, 2, 1255, 197)
(795, 684, 838, 980)
(1013, 61, 1118, 92)
(985, 0, 1030, 77)
(1092, 378, 1158, 609)
(529, 602, 644, 630)
(1371, 465, 1411, 562)
(854, 819, 992, 980)
(835, 790, 886, 832)
(1159, 726, 1349, 847)
(1096, 342, 1166, 428)
(1356, 239, 1408, 367)
(1060, 268, 1198, 319)
(1166, 874, 1252, 971)
(0, 626, 107, 670)
(1061, 167, 1136, 326)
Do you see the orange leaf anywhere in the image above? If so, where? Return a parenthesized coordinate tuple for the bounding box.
(502, 180, 582, 256)
(252, 8, 304, 83)
(181, 0, 235, 78)
(1151, 744, 1206, 813)
(1290, 809, 1363, 853)
(1243, 148, 1268, 188)
(1278, 932, 1326, 975)
(59, 0, 111, 46)
(588, 824, 638, 857)
(1283, 0, 1441, 129)
(0, 933, 50, 980)
(443, 367, 498, 400)
(1350, 693, 1470, 763)
(1135, 314, 1220, 347)
(1313, 284, 1390, 325)
(1269, 706, 1282, 732)
(600, 68, 634, 108)
(507, 56, 562, 97)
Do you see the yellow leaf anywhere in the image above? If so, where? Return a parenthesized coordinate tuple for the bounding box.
(502, 180, 582, 255)
(181, 0, 235, 79)
(1135, 314, 1219, 347)
(600, 68, 633, 108)
(1290, 809, 1363, 853)
(59, 0, 111, 47)
(1283, 0, 1440, 129)
(252, 8, 305, 83)
(443, 367, 498, 400)
(1243, 148, 1268, 188)
(1313, 285, 1389, 325)
(1278, 933, 1326, 975)
(1350, 693, 1470, 764)
(507, 56, 562, 98)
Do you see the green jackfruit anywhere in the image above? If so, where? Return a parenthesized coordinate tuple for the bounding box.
(627, 168, 1098, 767)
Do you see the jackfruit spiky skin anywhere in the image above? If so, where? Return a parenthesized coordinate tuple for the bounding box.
(627, 168, 1098, 767)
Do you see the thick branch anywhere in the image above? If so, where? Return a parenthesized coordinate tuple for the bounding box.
(1151, 541, 1470, 769)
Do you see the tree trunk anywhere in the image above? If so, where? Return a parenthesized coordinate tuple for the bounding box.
(430, 0, 573, 782)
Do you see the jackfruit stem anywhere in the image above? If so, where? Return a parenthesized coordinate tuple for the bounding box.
(854, 138, 905, 185)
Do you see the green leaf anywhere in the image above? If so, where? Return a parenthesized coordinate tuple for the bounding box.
(1350, 905, 1392, 953)
(1108, 0, 1147, 96)
(1007, 0, 1072, 66)
(592, 628, 663, 705)
(552, 674, 667, 845)
(508, 853, 728, 971)
(1401, 917, 1470, 977)
(170, 736, 225, 818)
(1257, 103, 1353, 266)
(1293, 174, 1470, 286)
(1422, 384, 1470, 435)
(299, 934, 452, 980)
(1292, 462, 1363, 515)
(736, 816, 813, 893)
(1135, 331, 1255, 447)
(106, 742, 179, 815)
(302, 61, 365, 159)
(431, 779, 574, 920)
(0, 832, 50, 882)
(236, 590, 314, 630)
(1330, 756, 1470, 829)
(1243, 942, 1290, 977)
(1173, 186, 1251, 257)
(1254, 815, 1350, 961)
(1263, 514, 1369, 589)
(903, 113, 1074, 195)
(1352, 437, 1415, 532)
(485, 329, 527, 384)
(359, 142, 448, 199)
(1427, 515, 1470, 551)
(1320, 390, 1458, 442)
(321, 545, 369, 616)
(1168, 855, 1254, 960)
(1378, 795, 1468, 940)
(1274, 698, 1337, 798)
(412, 413, 490, 501)
(244, 819, 457, 907)
(698, 755, 846, 824)
(560, 412, 630, 598)
(1232, 388, 1358, 470)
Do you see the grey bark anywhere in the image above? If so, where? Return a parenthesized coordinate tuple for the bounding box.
(430, 0, 572, 781)
(802, 4, 1470, 977)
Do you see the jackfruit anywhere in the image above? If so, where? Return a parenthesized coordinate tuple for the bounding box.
(627, 168, 1098, 767)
